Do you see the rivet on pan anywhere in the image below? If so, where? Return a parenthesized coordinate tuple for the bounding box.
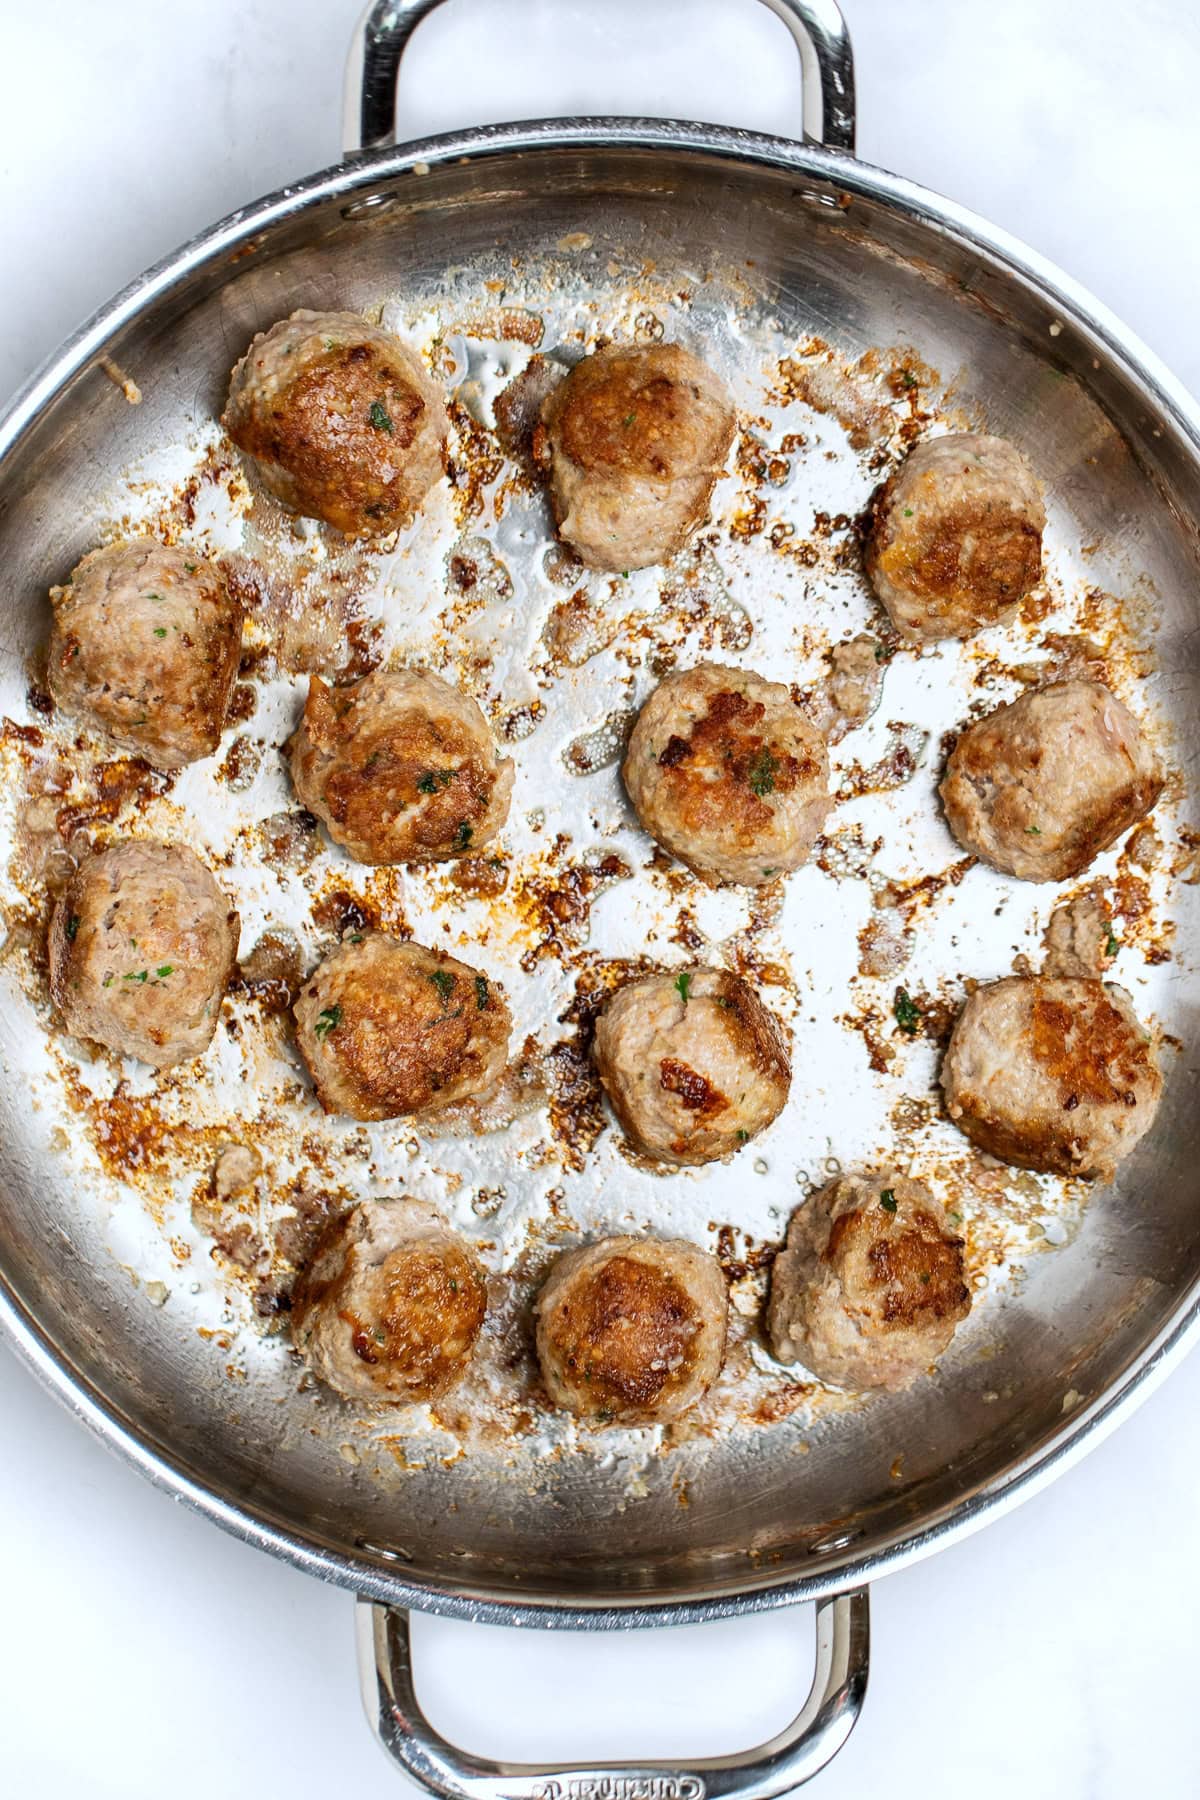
(809, 1526, 863, 1555)
(341, 190, 399, 221)
(356, 1536, 414, 1562)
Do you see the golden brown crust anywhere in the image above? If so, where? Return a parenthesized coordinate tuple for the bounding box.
(290, 671, 511, 865)
(826, 1204, 970, 1329)
(223, 313, 447, 537)
(548, 1253, 701, 1412)
(868, 489, 1041, 623)
(293, 936, 511, 1120)
(653, 687, 818, 841)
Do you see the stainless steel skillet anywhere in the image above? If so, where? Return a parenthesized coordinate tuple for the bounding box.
(1, 0, 1199, 1790)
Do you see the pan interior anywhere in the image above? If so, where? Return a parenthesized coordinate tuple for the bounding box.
(1, 137, 1197, 1612)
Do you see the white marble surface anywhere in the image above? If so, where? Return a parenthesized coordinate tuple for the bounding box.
(1, 1, 1199, 1794)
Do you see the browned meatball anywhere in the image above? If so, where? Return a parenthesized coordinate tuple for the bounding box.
(293, 934, 510, 1120)
(941, 976, 1162, 1179)
(593, 966, 791, 1166)
(866, 433, 1045, 640)
(534, 343, 735, 570)
(941, 680, 1163, 881)
(222, 310, 447, 537)
(292, 1198, 487, 1404)
(289, 667, 513, 865)
(535, 1235, 728, 1425)
(623, 663, 830, 886)
(48, 840, 239, 1068)
(47, 539, 243, 769)
(767, 1172, 970, 1392)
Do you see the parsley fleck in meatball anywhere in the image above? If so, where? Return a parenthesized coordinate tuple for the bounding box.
(942, 976, 1162, 1179)
(222, 310, 447, 536)
(289, 667, 513, 865)
(534, 343, 736, 570)
(293, 934, 510, 1120)
(292, 1198, 487, 1404)
(48, 840, 239, 1068)
(940, 680, 1163, 880)
(593, 966, 791, 1165)
(47, 539, 244, 769)
(535, 1235, 728, 1425)
(767, 1172, 969, 1392)
(624, 662, 830, 886)
(866, 433, 1045, 640)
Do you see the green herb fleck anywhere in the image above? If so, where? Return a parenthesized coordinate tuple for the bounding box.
(123, 970, 148, 984)
(153, 626, 168, 638)
(736, 1128, 750, 1143)
(902, 508, 914, 517)
(595, 1409, 614, 1424)
(620, 571, 629, 579)
(874, 641, 895, 663)
(1026, 824, 1042, 835)
(102, 975, 113, 988)
(761, 867, 777, 878)
(314, 1004, 342, 1040)
(65, 914, 80, 941)
(747, 747, 778, 797)
(919, 1270, 931, 1284)
(372, 1325, 387, 1345)
(1104, 928, 1119, 957)
(880, 1188, 898, 1212)
(621, 412, 636, 428)
(183, 562, 197, 574)
(448, 1278, 458, 1293)
(155, 965, 173, 979)
(946, 1209, 963, 1227)
(675, 971, 692, 1006)
(145, 592, 164, 603)
(899, 371, 918, 390)
(416, 768, 457, 795)
(894, 988, 921, 1034)
(474, 974, 489, 1010)
(453, 820, 474, 851)
(714, 995, 734, 1011)
(368, 400, 393, 432)
(430, 969, 456, 1005)
(348, 932, 364, 944)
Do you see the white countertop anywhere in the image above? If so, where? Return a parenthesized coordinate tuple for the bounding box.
(2, 2, 1199, 1794)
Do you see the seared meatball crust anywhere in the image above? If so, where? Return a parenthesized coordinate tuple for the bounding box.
(293, 934, 511, 1121)
(48, 840, 239, 1069)
(222, 310, 448, 537)
(535, 1235, 728, 1425)
(593, 966, 791, 1166)
(48, 539, 244, 770)
(292, 1198, 487, 1404)
(535, 343, 736, 571)
(942, 976, 1161, 1180)
(289, 667, 513, 865)
(624, 663, 830, 887)
(941, 680, 1163, 881)
(866, 433, 1045, 641)
(767, 1172, 969, 1392)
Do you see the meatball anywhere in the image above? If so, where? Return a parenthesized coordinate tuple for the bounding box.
(289, 667, 513, 865)
(48, 840, 239, 1068)
(534, 343, 735, 571)
(535, 1235, 727, 1425)
(47, 539, 244, 769)
(767, 1172, 970, 1392)
(941, 976, 1162, 1179)
(222, 310, 447, 537)
(293, 934, 510, 1120)
(623, 663, 829, 886)
(292, 1198, 487, 1404)
(593, 966, 791, 1166)
(866, 433, 1045, 640)
(940, 680, 1163, 881)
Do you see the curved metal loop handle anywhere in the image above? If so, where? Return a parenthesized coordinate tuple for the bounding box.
(344, 0, 856, 159)
(356, 1589, 870, 1800)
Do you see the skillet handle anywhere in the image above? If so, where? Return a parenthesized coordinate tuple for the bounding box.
(356, 1589, 869, 1798)
(344, 0, 856, 158)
